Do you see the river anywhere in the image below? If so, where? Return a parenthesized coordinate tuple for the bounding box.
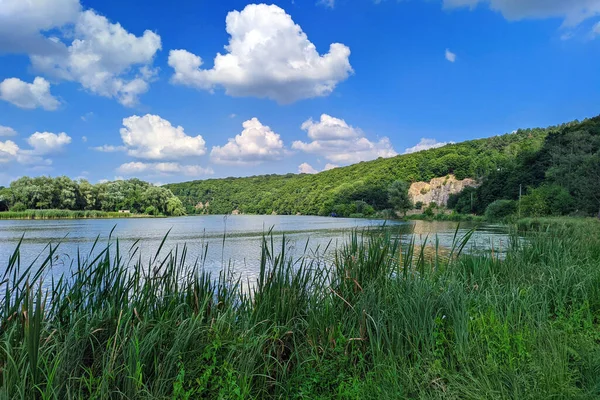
(0, 215, 510, 281)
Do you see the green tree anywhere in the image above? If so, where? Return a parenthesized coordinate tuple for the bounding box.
(388, 180, 412, 217)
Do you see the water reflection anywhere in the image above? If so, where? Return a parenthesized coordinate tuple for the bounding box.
(0, 215, 511, 282)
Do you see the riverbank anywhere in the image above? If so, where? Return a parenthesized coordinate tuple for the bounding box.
(2, 222, 600, 398)
(0, 209, 155, 220)
(403, 212, 486, 222)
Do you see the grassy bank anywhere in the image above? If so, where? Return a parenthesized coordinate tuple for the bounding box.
(2, 223, 600, 398)
(0, 209, 152, 220)
(514, 216, 600, 232)
(405, 212, 486, 222)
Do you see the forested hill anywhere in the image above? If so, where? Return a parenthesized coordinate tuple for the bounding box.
(166, 116, 598, 217)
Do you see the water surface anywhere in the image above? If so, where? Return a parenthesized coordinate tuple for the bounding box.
(0, 215, 509, 281)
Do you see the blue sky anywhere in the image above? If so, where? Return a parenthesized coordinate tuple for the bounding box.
(0, 0, 599, 186)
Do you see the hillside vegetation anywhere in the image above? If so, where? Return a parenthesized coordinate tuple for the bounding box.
(167, 117, 596, 217)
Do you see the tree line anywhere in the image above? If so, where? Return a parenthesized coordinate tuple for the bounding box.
(165, 121, 555, 217)
(448, 116, 600, 220)
(0, 177, 186, 216)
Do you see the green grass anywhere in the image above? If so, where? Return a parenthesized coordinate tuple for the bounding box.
(0, 209, 153, 220)
(2, 222, 600, 398)
(406, 212, 486, 222)
(515, 216, 600, 233)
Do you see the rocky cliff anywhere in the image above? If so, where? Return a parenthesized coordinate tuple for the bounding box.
(409, 175, 478, 207)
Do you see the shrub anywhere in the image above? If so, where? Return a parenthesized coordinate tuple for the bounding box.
(11, 202, 26, 212)
(485, 199, 517, 221)
(145, 206, 158, 216)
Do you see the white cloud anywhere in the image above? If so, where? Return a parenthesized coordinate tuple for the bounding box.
(292, 114, 397, 164)
(29, 10, 162, 107)
(0, 0, 81, 54)
(0, 77, 60, 110)
(404, 138, 452, 154)
(81, 112, 94, 122)
(117, 161, 213, 177)
(442, 0, 600, 26)
(27, 132, 72, 155)
(298, 162, 340, 174)
(593, 21, 600, 36)
(298, 162, 319, 174)
(168, 4, 352, 104)
(229, 113, 237, 119)
(0, 126, 17, 137)
(211, 118, 285, 165)
(0, 140, 19, 163)
(118, 114, 206, 160)
(319, 0, 336, 8)
(0, 1, 161, 106)
(445, 49, 457, 62)
(81, 136, 87, 142)
(301, 114, 361, 140)
(0, 131, 71, 165)
(91, 145, 126, 153)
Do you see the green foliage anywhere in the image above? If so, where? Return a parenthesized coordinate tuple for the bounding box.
(2, 176, 185, 216)
(166, 125, 550, 215)
(450, 116, 600, 218)
(485, 199, 517, 221)
(387, 180, 412, 216)
(423, 203, 436, 217)
(448, 186, 477, 214)
(11, 202, 27, 212)
(3, 222, 600, 398)
(0, 209, 141, 220)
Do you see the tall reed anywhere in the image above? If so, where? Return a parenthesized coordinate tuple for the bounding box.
(1, 222, 600, 398)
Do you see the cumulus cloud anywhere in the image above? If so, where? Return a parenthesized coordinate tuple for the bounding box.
(445, 49, 457, 62)
(0, 126, 17, 137)
(0, 0, 81, 54)
(324, 163, 339, 170)
(168, 4, 352, 104)
(0, 131, 71, 165)
(27, 132, 71, 155)
(292, 114, 397, 164)
(0, 77, 60, 110)
(404, 138, 452, 154)
(211, 118, 285, 165)
(0, 1, 161, 106)
(442, 0, 600, 26)
(298, 162, 319, 174)
(118, 114, 207, 160)
(0, 140, 19, 163)
(29, 10, 161, 106)
(117, 161, 213, 177)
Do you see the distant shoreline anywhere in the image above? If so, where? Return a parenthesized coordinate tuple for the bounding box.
(0, 210, 159, 220)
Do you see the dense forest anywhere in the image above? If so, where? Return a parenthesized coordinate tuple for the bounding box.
(167, 117, 598, 218)
(0, 177, 185, 216)
(449, 116, 600, 219)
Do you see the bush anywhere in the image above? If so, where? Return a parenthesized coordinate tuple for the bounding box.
(485, 199, 517, 221)
(423, 204, 436, 217)
(11, 202, 26, 212)
(145, 206, 158, 216)
(415, 201, 424, 210)
(520, 185, 575, 217)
